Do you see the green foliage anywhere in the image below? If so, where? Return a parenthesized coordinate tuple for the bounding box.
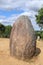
(0, 23, 12, 38)
(36, 31, 43, 39)
(35, 7, 43, 29)
(4, 25, 12, 38)
(40, 32, 43, 39)
(0, 23, 5, 33)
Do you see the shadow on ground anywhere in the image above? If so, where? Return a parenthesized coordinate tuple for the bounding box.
(34, 48, 41, 56)
(23, 47, 41, 62)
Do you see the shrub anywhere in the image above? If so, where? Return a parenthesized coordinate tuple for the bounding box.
(35, 31, 43, 39)
(0, 24, 12, 38)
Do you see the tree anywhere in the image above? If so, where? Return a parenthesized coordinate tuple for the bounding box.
(35, 7, 43, 30)
(0, 23, 12, 38)
(0, 23, 5, 37)
(35, 7, 43, 39)
(4, 25, 12, 38)
(0, 23, 5, 33)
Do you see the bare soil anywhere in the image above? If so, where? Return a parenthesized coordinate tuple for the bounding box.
(0, 38, 43, 65)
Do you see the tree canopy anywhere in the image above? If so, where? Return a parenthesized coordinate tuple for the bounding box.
(0, 23, 5, 33)
(35, 7, 43, 30)
(0, 23, 12, 38)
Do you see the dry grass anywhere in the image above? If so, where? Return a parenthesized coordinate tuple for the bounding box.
(0, 38, 43, 65)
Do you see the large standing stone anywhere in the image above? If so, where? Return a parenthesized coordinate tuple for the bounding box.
(10, 15, 36, 59)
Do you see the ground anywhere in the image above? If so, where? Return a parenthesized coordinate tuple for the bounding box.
(0, 38, 43, 65)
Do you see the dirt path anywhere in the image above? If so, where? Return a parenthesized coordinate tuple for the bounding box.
(0, 38, 43, 65)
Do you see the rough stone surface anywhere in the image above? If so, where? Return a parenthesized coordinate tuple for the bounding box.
(10, 15, 36, 59)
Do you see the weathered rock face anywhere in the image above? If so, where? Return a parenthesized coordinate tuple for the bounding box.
(10, 15, 36, 59)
